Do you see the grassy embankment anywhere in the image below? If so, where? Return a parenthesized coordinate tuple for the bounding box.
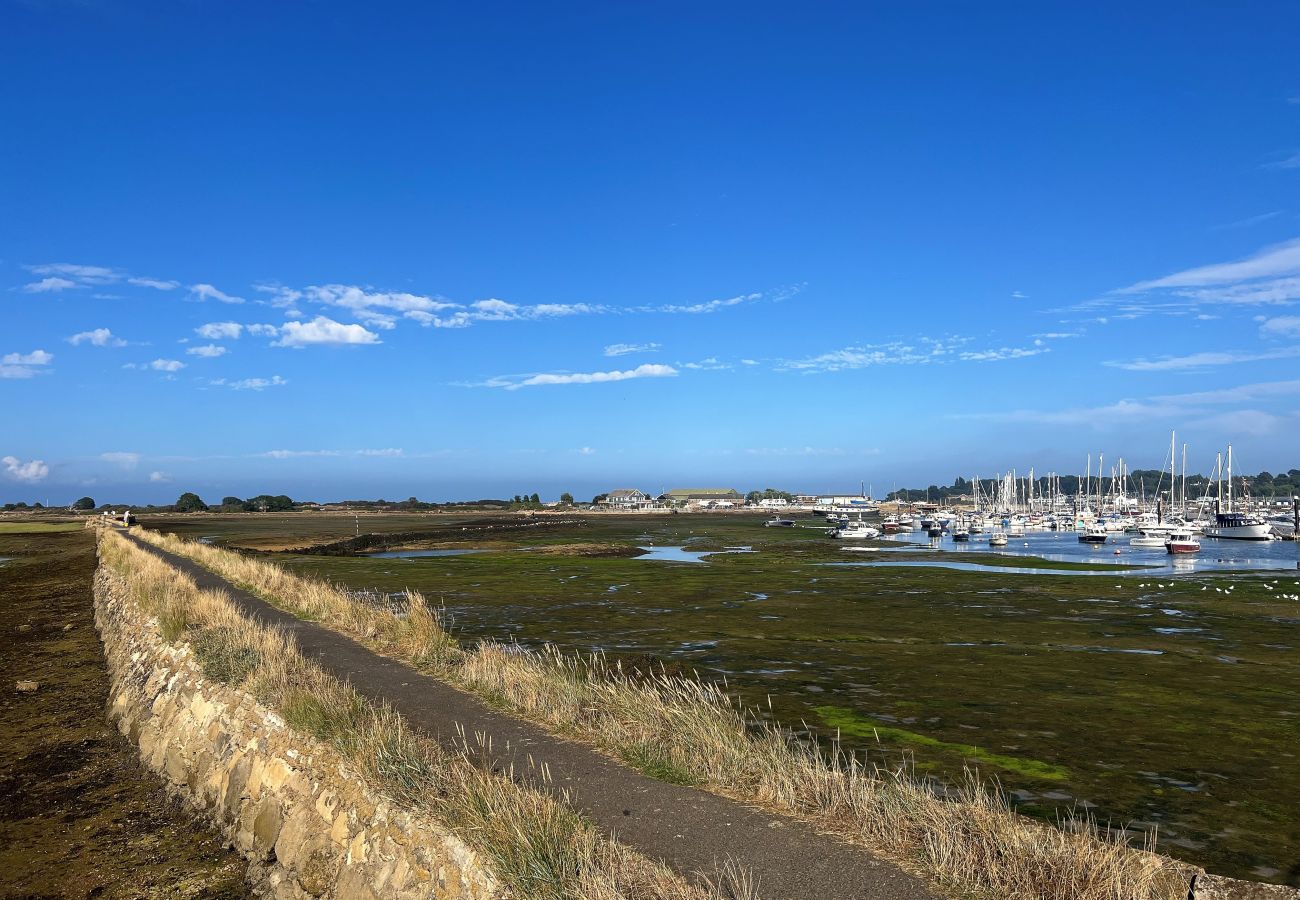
(99, 528, 753, 900)
(131, 524, 1192, 900)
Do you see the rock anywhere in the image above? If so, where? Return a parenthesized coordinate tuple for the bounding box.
(62, 623, 74, 631)
(1192, 873, 1300, 898)
(15, 681, 39, 693)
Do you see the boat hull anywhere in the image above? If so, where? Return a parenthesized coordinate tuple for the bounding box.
(1202, 523, 1272, 541)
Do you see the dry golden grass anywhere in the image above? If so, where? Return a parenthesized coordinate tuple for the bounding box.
(127, 526, 1193, 900)
(101, 528, 754, 900)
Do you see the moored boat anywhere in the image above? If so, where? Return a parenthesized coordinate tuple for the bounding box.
(1165, 529, 1201, 554)
(988, 530, 1008, 547)
(1078, 523, 1109, 544)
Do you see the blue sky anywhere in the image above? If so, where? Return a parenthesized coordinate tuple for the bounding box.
(4, 2, 1300, 504)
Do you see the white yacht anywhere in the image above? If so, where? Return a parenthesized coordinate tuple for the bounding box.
(832, 519, 880, 540)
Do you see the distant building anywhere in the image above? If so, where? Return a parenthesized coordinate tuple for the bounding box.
(660, 488, 743, 509)
(757, 497, 790, 508)
(602, 488, 652, 509)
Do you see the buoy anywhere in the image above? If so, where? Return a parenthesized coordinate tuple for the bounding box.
(1114, 549, 1121, 555)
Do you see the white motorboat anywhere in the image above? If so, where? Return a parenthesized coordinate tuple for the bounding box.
(988, 530, 1009, 547)
(1128, 531, 1167, 549)
(1203, 512, 1272, 541)
(832, 519, 880, 540)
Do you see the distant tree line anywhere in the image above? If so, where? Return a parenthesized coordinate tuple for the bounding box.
(886, 470, 1300, 503)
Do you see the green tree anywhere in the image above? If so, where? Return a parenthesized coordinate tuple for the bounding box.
(529, 492, 540, 505)
(559, 492, 574, 506)
(72, 496, 96, 511)
(175, 492, 208, 512)
(221, 495, 243, 507)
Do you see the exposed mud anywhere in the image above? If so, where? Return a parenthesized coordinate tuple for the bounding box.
(0, 528, 248, 899)
(284, 515, 591, 556)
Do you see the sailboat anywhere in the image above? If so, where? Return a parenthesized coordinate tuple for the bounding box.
(1202, 445, 1273, 541)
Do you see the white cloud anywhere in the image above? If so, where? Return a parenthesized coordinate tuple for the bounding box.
(196, 322, 244, 340)
(26, 263, 119, 283)
(273, 316, 380, 348)
(2, 456, 49, 483)
(604, 342, 661, 357)
(960, 377, 1300, 430)
(189, 283, 245, 304)
(658, 293, 761, 314)
(577, 447, 596, 455)
(486, 363, 678, 390)
(1011, 291, 1027, 299)
(356, 448, 403, 457)
(247, 323, 280, 337)
(22, 276, 78, 293)
(3, 350, 54, 366)
(226, 375, 287, 391)
(957, 346, 1049, 362)
(149, 470, 171, 483)
(261, 449, 341, 458)
(150, 358, 185, 372)
(187, 344, 228, 358)
(1121, 237, 1300, 292)
(1260, 315, 1300, 338)
(127, 277, 179, 290)
(1106, 346, 1300, 371)
(68, 328, 126, 347)
(100, 451, 141, 469)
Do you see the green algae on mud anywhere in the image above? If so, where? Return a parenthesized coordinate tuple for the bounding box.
(814, 705, 1070, 780)
(146, 512, 1300, 885)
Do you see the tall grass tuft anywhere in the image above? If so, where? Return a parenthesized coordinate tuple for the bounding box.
(128, 526, 1194, 900)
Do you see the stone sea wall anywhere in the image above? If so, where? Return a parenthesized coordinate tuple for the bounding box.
(94, 567, 503, 900)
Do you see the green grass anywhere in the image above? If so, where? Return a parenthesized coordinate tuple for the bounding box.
(0, 522, 84, 533)
(141, 512, 1300, 885)
(814, 705, 1070, 781)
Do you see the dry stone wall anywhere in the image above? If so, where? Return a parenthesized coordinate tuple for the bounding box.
(94, 567, 503, 900)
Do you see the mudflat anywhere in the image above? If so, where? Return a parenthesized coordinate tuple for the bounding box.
(0, 527, 247, 899)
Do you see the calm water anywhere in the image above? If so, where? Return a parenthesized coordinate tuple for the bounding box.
(882, 528, 1300, 574)
(637, 545, 754, 563)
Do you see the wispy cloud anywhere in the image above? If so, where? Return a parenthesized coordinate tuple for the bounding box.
(1214, 210, 1284, 230)
(210, 375, 288, 391)
(149, 470, 171, 483)
(959, 377, 1300, 435)
(273, 316, 380, 348)
(1259, 315, 1300, 338)
(20, 264, 176, 294)
(196, 322, 244, 340)
(1105, 345, 1300, 371)
(186, 344, 228, 358)
(1120, 238, 1300, 293)
(604, 342, 661, 357)
(480, 363, 678, 390)
(261, 449, 342, 459)
(68, 328, 126, 347)
(100, 451, 141, 469)
(22, 276, 78, 293)
(189, 283, 245, 304)
(1263, 151, 1300, 171)
(127, 277, 179, 290)
(778, 336, 1047, 373)
(150, 358, 185, 372)
(356, 448, 403, 457)
(2, 455, 49, 483)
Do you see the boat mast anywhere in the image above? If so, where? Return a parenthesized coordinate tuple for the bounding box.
(1227, 444, 1234, 513)
(1180, 442, 1187, 518)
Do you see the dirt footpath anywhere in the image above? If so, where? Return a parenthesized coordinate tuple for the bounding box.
(0, 528, 247, 899)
